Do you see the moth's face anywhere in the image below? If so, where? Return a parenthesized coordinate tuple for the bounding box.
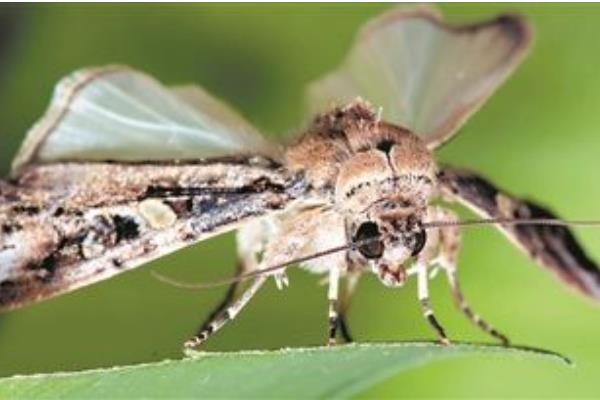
(350, 202, 427, 287)
(339, 125, 434, 287)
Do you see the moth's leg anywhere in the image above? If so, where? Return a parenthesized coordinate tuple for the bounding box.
(195, 261, 243, 337)
(327, 266, 341, 345)
(187, 219, 275, 349)
(446, 268, 510, 345)
(338, 273, 360, 343)
(433, 207, 510, 345)
(185, 275, 268, 349)
(413, 211, 450, 345)
(417, 260, 450, 345)
(188, 206, 346, 348)
(270, 207, 348, 345)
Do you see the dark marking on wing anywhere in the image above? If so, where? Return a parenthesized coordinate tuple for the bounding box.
(0, 280, 19, 306)
(438, 165, 600, 300)
(37, 254, 58, 276)
(0, 162, 307, 311)
(11, 205, 40, 215)
(2, 223, 21, 234)
(91, 154, 283, 169)
(143, 176, 287, 199)
(112, 215, 140, 243)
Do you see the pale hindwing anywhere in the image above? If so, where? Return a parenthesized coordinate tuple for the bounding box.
(11, 66, 278, 174)
(306, 6, 532, 149)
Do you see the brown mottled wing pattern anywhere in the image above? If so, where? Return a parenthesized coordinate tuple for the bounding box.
(438, 165, 600, 300)
(0, 157, 304, 310)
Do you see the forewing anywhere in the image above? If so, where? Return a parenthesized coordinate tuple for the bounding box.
(0, 159, 301, 310)
(11, 65, 279, 175)
(438, 165, 600, 300)
(306, 6, 532, 149)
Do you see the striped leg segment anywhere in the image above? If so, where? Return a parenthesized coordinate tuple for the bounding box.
(184, 275, 267, 349)
(196, 262, 243, 336)
(328, 299, 339, 346)
(337, 273, 360, 343)
(338, 313, 353, 343)
(327, 267, 341, 346)
(185, 220, 273, 349)
(446, 269, 510, 345)
(434, 206, 509, 345)
(417, 263, 450, 345)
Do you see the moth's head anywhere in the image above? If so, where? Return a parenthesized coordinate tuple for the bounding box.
(349, 199, 427, 287)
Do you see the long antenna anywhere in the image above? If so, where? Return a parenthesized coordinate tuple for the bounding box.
(151, 241, 357, 290)
(423, 217, 600, 229)
(153, 216, 600, 290)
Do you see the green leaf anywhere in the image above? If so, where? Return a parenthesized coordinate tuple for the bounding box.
(0, 342, 569, 399)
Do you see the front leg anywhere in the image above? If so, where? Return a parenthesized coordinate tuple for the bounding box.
(416, 260, 450, 345)
(337, 272, 360, 343)
(278, 207, 350, 346)
(327, 266, 341, 345)
(413, 217, 450, 345)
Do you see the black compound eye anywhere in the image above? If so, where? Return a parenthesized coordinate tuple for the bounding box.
(353, 221, 384, 259)
(410, 229, 427, 257)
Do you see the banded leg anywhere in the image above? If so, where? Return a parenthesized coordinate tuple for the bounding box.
(338, 273, 360, 343)
(338, 312, 352, 343)
(417, 262, 450, 345)
(185, 275, 268, 349)
(435, 206, 510, 345)
(327, 266, 341, 345)
(196, 262, 243, 335)
(446, 269, 509, 345)
(187, 219, 273, 349)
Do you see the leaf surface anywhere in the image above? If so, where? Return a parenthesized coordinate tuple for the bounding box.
(0, 342, 569, 399)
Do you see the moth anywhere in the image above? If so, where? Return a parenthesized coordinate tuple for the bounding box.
(1, 6, 599, 349)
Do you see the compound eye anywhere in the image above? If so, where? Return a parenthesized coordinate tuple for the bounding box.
(410, 229, 427, 257)
(354, 221, 384, 259)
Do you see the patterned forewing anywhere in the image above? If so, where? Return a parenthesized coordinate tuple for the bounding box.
(0, 158, 303, 310)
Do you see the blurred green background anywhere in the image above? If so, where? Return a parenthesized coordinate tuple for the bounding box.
(0, 3, 600, 398)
